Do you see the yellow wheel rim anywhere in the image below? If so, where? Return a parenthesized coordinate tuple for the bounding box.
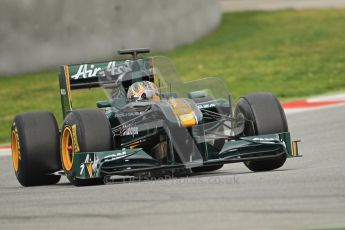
(61, 127, 74, 171)
(11, 130, 19, 172)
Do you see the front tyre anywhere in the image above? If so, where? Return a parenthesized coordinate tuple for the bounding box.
(235, 93, 288, 172)
(11, 112, 61, 186)
(60, 109, 113, 186)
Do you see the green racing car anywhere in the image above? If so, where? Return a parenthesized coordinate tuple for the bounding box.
(11, 48, 301, 186)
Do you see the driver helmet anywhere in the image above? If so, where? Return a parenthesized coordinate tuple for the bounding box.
(127, 81, 160, 101)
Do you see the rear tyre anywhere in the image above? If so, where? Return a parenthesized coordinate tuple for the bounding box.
(11, 112, 61, 186)
(235, 93, 288, 172)
(60, 109, 113, 186)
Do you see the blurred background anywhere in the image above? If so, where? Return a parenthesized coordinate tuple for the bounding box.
(0, 0, 345, 143)
(0, 0, 220, 75)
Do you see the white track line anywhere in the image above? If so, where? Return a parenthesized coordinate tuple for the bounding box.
(284, 102, 345, 114)
(0, 149, 11, 157)
(284, 92, 345, 114)
(307, 93, 345, 103)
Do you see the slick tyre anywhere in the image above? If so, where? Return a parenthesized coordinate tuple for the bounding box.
(235, 93, 288, 172)
(11, 112, 61, 186)
(60, 109, 113, 186)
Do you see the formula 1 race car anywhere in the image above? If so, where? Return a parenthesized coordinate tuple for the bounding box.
(11, 48, 301, 186)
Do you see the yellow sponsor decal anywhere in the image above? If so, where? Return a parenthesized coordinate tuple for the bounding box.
(86, 163, 93, 177)
(64, 65, 73, 110)
(169, 98, 197, 127)
(292, 141, 298, 157)
(178, 113, 196, 127)
(71, 124, 80, 152)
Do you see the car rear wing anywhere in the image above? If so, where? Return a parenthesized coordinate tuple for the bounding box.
(59, 61, 116, 118)
(58, 59, 154, 118)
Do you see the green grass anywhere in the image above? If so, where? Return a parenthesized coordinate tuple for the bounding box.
(167, 9, 345, 98)
(1, 9, 345, 143)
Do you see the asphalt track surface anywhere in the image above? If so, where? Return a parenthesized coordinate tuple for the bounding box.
(1, 105, 345, 230)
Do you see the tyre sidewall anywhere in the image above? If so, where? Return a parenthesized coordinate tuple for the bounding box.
(61, 109, 112, 185)
(235, 93, 288, 171)
(12, 112, 61, 186)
